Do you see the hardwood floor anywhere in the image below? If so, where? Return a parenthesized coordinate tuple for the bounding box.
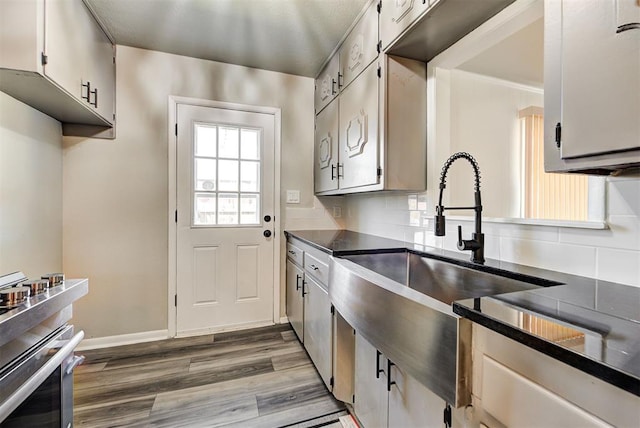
(74, 324, 348, 428)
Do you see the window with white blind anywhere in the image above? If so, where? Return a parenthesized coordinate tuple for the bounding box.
(520, 107, 588, 221)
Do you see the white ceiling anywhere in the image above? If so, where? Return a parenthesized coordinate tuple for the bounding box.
(85, 0, 369, 78)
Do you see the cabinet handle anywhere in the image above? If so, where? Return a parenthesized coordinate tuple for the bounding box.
(331, 164, 337, 180)
(387, 359, 396, 391)
(555, 122, 562, 148)
(375, 350, 383, 379)
(295, 274, 301, 290)
(90, 87, 98, 108)
(288, 250, 296, 255)
(617, 23, 640, 33)
(337, 163, 344, 178)
(81, 81, 91, 103)
(302, 279, 308, 296)
(310, 264, 319, 271)
(331, 78, 337, 95)
(338, 72, 343, 88)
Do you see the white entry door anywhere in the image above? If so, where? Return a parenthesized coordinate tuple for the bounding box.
(176, 103, 275, 335)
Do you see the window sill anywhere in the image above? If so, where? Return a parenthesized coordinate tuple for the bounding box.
(446, 215, 608, 230)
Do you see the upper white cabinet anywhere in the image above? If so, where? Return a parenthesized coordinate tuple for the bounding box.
(544, 0, 640, 174)
(315, 98, 339, 193)
(380, 0, 435, 50)
(314, 55, 426, 195)
(339, 0, 380, 90)
(314, 53, 340, 115)
(338, 61, 380, 190)
(0, 0, 115, 137)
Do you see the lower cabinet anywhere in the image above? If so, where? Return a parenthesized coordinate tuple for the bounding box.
(303, 275, 332, 389)
(354, 333, 388, 428)
(354, 332, 453, 428)
(285, 237, 334, 392)
(286, 259, 304, 342)
(473, 325, 636, 428)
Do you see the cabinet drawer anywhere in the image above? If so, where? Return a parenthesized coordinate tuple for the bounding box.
(304, 252, 329, 286)
(286, 243, 304, 266)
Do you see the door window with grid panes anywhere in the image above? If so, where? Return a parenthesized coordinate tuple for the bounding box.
(193, 124, 261, 226)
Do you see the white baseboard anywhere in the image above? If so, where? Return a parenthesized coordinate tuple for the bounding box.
(279, 316, 289, 324)
(77, 329, 170, 351)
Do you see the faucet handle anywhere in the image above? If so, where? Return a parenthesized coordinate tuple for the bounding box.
(457, 225, 464, 250)
(434, 208, 446, 236)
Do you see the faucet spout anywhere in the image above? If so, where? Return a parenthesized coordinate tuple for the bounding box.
(434, 152, 485, 264)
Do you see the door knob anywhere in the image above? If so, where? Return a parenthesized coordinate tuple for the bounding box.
(264, 215, 271, 222)
(263, 230, 272, 238)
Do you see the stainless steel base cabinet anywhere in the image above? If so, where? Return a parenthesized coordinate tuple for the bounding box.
(354, 332, 455, 428)
(286, 259, 304, 342)
(303, 275, 333, 389)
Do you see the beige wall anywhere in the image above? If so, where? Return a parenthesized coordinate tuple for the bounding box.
(63, 46, 321, 339)
(0, 92, 62, 278)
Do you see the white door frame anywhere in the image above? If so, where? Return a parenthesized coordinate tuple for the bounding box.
(168, 95, 282, 338)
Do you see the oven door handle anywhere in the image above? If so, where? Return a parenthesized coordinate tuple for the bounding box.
(66, 354, 85, 375)
(0, 330, 84, 422)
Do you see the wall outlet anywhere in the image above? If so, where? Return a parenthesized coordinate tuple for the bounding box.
(333, 206, 342, 218)
(286, 190, 300, 204)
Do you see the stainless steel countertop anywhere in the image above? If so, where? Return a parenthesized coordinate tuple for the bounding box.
(0, 279, 89, 348)
(286, 229, 640, 396)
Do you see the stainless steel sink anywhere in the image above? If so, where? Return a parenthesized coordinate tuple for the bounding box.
(329, 251, 543, 407)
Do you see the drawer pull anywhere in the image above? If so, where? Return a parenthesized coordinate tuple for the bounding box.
(288, 250, 296, 255)
(310, 264, 319, 271)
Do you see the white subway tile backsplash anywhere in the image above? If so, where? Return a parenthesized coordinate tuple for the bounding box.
(486, 222, 560, 242)
(499, 237, 597, 278)
(596, 248, 640, 287)
(340, 177, 640, 287)
(559, 215, 640, 251)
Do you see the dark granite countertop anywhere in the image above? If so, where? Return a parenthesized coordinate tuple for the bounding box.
(285, 229, 640, 396)
(284, 230, 408, 254)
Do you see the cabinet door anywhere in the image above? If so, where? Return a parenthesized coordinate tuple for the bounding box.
(560, 0, 639, 158)
(380, 0, 433, 50)
(303, 276, 333, 389)
(315, 99, 340, 193)
(286, 260, 304, 342)
(44, 0, 91, 103)
(339, 62, 380, 190)
(340, 0, 379, 89)
(315, 53, 340, 114)
(86, 15, 115, 123)
(354, 334, 388, 428)
(388, 364, 447, 428)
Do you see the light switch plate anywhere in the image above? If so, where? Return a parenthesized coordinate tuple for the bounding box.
(286, 190, 300, 204)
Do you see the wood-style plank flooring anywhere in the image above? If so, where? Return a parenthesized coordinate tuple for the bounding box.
(74, 324, 348, 428)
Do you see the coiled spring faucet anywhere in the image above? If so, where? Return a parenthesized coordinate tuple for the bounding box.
(434, 152, 485, 264)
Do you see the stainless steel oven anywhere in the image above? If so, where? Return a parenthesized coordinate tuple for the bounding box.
(0, 272, 88, 428)
(0, 326, 84, 427)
